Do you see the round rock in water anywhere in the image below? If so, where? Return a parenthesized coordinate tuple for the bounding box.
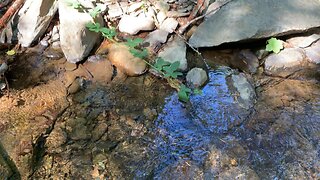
(186, 68, 208, 87)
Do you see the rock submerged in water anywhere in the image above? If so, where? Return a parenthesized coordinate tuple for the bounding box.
(189, 0, 320, 47)
(186, 68, 208, 87)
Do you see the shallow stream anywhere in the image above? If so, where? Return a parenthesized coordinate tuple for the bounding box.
(0, 44, 319, 179)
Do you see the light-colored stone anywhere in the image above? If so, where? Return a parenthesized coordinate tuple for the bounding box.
(107, 43, 147, 76)
(264, 48, 306, 77)
(160, 18, 179, 33)
(156, 11, 167, 25)
(144, 29, 169, 47)
(189, 0, 320, 47)
(186, 68, 208, 87)
(154, 1, 170, 12)
(118, 14, 155, 35)
(305, 40, 320, 64)
(107, 2, 128, 18)
(17, 0, 58, 47)
(59, 0, 103, 63)
(287, 34, 320, 48)
(158, 36, 188, 71)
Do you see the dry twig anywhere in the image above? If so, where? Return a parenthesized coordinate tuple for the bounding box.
(0, 0, 25, 31)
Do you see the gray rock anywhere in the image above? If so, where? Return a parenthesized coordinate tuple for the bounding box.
(230, 73, 256, 109)
(158, 36, 188, 71)
(305, 40, 320, 64)
(144, 29, 169, 45)
(287, 34, 320, 48)
(118, 14, 155, 35)
(264, 48, 306, 77)
(59, 0, 103, 63)
(189, 0, 320, 47)
(17, 0, 58, 47)
(186, 68, 208, 87)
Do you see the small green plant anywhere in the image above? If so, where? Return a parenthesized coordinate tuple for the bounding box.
(65, 0, 83, 9)
(86, 23, 117, 40)
(152, 57, 192, 102)
(125, 38, 149, 59)
(68, 0, 195, 102)
(178, 84, 192, 102)
(266, 37, 283, 54)
(153, 58, 182, 78)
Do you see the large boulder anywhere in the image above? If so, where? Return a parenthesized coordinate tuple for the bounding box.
(59, 0, 103, 63)
(17, 0, 58, 47)
(189, 0, 320, 47)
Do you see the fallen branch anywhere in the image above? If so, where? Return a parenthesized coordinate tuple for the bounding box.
(178, 0, 232, 35)
(0, 0, 25, 31)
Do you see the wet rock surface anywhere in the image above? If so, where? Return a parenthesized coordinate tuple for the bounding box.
(0, 38, 319, 179)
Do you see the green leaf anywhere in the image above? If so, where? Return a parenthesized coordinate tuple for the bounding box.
(193, 88, 202, 95)
(266, 37, 283, 54)
(153, 57, 170, 71)
(163, 61, 182, 78)
(125, 38, 144, 48)
(6, 49, 15, 56)
(89, 6, 102, 18)
(178, 84, 192, 102)
(100, 27, 117, 39)
(86, 22, 101, 32)
(129, 48, 148, 59)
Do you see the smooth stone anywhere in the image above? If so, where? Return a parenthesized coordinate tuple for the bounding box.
(189, 0, 320, 47)
(287, 34, 320, 48)
(156, 11, 167, 25)
(305, 40, 320, 64)
(83, 58, 114, 84)
(17, 0, 58, 47)
(118, 14, 155, 35)
(264, 48, 306, 77)
(186, 68, 208, 87)
(59, 0, 103, 63)
(158, 36, 188, 71)
(107, 43, 147, 76)
(144, 29, 169, 50)
(160, 18, 179, 33)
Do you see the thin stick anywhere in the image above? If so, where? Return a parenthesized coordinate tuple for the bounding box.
(0, 0, 25, 31)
